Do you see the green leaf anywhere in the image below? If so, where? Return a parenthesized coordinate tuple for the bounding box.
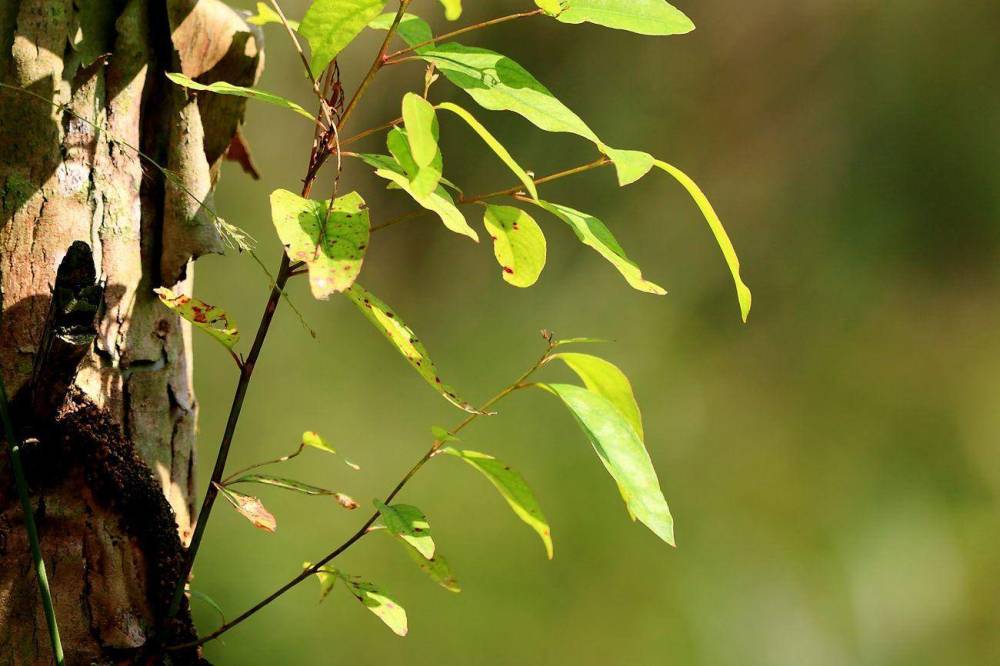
(600, 146, 655, 186)
(436, 102, 538, 201)
(550, 353, 643, 440)
(402, 544, 461, 592)
(164, 73, 314, 121)
(552, 337, 611, 347)
(653, 160, 751, 322)
(375, 501, 435, 559)
(438, 0, 462, 21)
(483, 205, 547, 288)
(270, 189, 370, 299)
(535, 0, 564, 15)
(431, 425, 459, 442)
(154, 288, 240, 349)
(247, 2, 300, 29)
(440, 448, 553, 559)
(215, 484, 277, 532)
(229, 475, 360, 509)
(370, 142, 477, 241)
(537, 383, 674, 545)
(300, 0, 388, 76)
(531, 201, 666, 295)
(400, 95, 443, 196)
(556, 0, 695, 36)
(345, 283, 481, 413)
(368, 12, 433, 45)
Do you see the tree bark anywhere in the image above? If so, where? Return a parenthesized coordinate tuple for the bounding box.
(0, 0, 261, 662)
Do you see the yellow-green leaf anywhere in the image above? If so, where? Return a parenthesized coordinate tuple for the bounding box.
(483, 205, 547, 288)
(440, 448, 553, 559)
(164, 73, 314, 121)
(556, 0, 695, 36)
(438, 0, 462, 21)
(345, 283, 481, 413)
(270, 189, 370, 299)
(154, 287, 240, 349)
(375, 501, 435, 559)
(400, 96, 443, 196)
(437, 102, 538, 201)
(654, 160, 751, 322)
(550, 353, 643, 440)
(247, 2, 300, 29)
(535, 0, 564, 16)
(532, 201, 666, 295)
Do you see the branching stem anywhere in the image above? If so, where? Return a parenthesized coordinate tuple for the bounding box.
(168, 341, 555, 650)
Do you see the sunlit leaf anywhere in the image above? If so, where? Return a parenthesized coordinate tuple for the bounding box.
(247, 2, 300, 29)
(553, 337, 611, 347)
(368, 12, 433, 45)
(535, 0, 563, 15)
(164, 73, 315, 121)
(431, 425, 459, 442)
(367, 145, 478, 241)
(154, 287, 240, 349)
(437, 102, 538, 201)
(440, 448, 553, 559)
(345, 283, 481, 413)
(654, 160, 752, 322)
(399, 98, 443, 196)
(300, 0, 388, 76)
(531, 201, 666, 295)
(438, 0, 462, 20)
(600, 146, 655, 186)
(550, 353, 643, 440)
(556, 0, 695, 36)
(270, 189, 370, 299)
(537, 383, 674, 545)
(483, 205, 547, 288)
(302, 430, 337, 454)
(216, 484, 276, 532)
(375, 501, 435, 559)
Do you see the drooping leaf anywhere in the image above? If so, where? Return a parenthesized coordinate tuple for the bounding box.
(531, 201, 666, 295)
(375, 501, 435, 559)
(556, 0, 695, 36)
(654, 160, 752, 322)
(247, 2, 300, 29)
(438, 0, 462, 20)
(270, 189, 370, 299)
(483, 205, 547, 288)
(187, 589, 226, 626)
(300, 0, 388, 76)
(154, 287, 240, 349)
(368, 12, 433, 45)
(345, 283, 481, 413)
(333, 571, 408, 636)
(229, 475, 359, 509)
(216, 484, 277, 532)
(436, 102, 538, 201)
(402, 544, 461, 592)
(550, 353, 643, 440)
(537, 383, 674, 545)
(535, 0, 564, 15)
(440, 448, 553, 559)
(164, 73, 315, 121)
(368, 146, 478, 241)
(431, 425, 459, 442)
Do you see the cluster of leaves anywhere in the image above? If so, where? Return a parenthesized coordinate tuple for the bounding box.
(159, 0, 750, 642)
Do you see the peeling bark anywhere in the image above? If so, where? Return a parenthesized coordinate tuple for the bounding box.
(0, 0, 261, 662)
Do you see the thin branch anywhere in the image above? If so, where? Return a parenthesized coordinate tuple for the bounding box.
(169, 342, 556, 650)
(267, 0, 334, 127)
(369, 156, 613, 232)
(341, 116, 402, 146)
(0, 374, 64, 664)
(384, 9, 544, 63)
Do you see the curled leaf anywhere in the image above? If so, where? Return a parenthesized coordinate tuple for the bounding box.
(155, 287, 240, 349)
(216, 483, 276, 532)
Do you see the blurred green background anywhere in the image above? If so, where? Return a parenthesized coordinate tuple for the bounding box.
(191, 1, 1000, 664)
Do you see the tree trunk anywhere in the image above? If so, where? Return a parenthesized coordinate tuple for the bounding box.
(0, 0, 261, 662)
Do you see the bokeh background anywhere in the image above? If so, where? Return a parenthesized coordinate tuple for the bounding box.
(192, 1, 1000, 664)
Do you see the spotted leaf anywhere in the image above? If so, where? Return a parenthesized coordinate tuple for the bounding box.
(155, 287, 239, 349)
(483, 205, 546, 288)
